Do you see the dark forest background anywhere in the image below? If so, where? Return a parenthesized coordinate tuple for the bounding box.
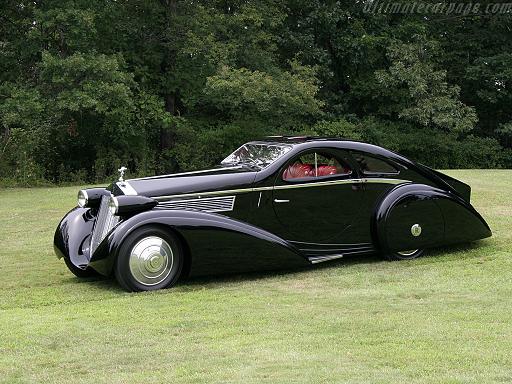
(1, 0, 512, 185)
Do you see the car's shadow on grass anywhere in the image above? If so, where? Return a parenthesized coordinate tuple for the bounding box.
(66, 241, 489, 293)
(60, 274, 124, 292)
(177, 241, 487, 291)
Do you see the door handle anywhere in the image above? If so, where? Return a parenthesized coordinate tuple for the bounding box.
(274, 199, 290, 203)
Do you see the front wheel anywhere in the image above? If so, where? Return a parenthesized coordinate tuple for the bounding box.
(114, 226, 184, 292)
(385, 249, 424, 261)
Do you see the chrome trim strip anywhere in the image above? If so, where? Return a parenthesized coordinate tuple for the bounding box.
(309, 254, 344, 264)
(300, 246, 373, 253)
(153, 178, 412, 201)
(154, 188, 257, 201)
(127, 166, 244, 181)
(363, 178, 409, 184)
(117, 181, 138, 196)
(274, 178, 363, 190)
(290, 241, 373, 247)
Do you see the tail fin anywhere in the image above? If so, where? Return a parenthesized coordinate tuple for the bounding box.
(429, 169, 471, 203)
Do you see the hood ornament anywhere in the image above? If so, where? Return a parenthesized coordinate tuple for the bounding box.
(118, 166, 128, 182)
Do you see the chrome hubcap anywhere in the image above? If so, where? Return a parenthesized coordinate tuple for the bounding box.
(397, 249, 419, 257)
(411, 224, 422, 237)
(129, 236, 174, 286)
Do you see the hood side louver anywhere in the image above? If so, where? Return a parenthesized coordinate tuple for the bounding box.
(156, 196, 236, 213)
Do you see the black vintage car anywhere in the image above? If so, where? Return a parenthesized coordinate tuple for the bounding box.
(54, 137, 491, 291)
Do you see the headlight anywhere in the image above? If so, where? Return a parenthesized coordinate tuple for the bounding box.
(77, 190, 88, 208)
(108, 196, 119, 215)
(107, 195, 157, 216)
(77, 188, 110, 208)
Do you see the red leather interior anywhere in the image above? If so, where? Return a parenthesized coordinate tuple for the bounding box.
(283, 163, 313, 179)
(317, 165, 338, 176)
(283, 162, 349, 179)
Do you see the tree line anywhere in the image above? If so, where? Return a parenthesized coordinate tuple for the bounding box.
(1, 0, 511, 185)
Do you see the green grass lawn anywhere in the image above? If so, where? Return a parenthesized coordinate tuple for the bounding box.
(0, 170, 511, 383)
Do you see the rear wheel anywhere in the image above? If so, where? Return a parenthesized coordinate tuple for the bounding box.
(114, 226, 183, 292)
(385, 249, 424, 261)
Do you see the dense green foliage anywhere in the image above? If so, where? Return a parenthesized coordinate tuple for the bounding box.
(1, 1, 511, 184)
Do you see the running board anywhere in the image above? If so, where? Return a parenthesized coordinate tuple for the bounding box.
(308, 254, 344, 264)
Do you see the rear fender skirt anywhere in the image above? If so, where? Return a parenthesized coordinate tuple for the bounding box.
(89, 210, 310, 277)
(53, 207, 96, 269)
(373, 184, 491, 253)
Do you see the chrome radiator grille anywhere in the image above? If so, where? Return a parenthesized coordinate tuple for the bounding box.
(156, 196, 235, 213)
(90, 195, 119, 256)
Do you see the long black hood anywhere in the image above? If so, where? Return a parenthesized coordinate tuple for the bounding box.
(121, 166, 258, 198)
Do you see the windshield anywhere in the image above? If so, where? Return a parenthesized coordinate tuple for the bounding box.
(221, 143, 292, 169)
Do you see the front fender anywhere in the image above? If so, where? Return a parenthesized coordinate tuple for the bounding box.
(54, 207, 95, 269)
(89, 209, 310, 277)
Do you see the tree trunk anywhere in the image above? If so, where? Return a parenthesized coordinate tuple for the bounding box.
(158, 0, 179, 173)
(160, 94, 175, 152)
